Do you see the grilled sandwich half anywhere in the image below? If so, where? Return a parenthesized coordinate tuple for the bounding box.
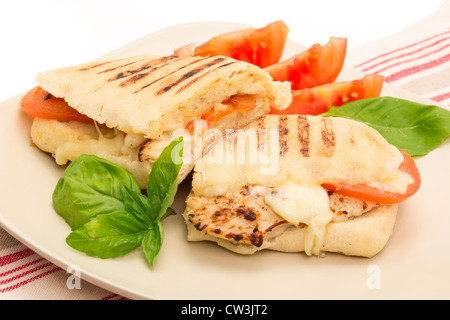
(184, 114, 418, 258)
(26, 55, 292, 187)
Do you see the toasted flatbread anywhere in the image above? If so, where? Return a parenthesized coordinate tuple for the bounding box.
(36, 55, 292, 139)
(192, 114, 412, 197)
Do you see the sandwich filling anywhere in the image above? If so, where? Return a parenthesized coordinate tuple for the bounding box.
(30, 90, 263, 161)
(29, 91, 265, 188)
(250, 183, 333, 256)
(185, 183, 380, 256)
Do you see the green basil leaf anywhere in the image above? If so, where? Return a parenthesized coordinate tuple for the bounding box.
(142, 222, 163, 267)
(147, 136, 183, 220)
(121, 185, 152, 225)
(161, 207, 176, 220)
(52, 154, 141, 230)
(66, 211, 147, 259)
(54, 137, 184, 267)
(321, 96, 450, 156)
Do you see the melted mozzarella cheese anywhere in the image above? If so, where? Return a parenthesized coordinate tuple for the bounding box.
(368, 155, 414, 194)
(122, 132, 147, 155)
(54, 131, 123, 164)
(251, 183, 333, 256)
(54, 124, 146, 165)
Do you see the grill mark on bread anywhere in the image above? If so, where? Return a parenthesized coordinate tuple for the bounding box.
(77, 61, 115, 71)
(97, 59, 146, 74)
(321, 117, 336, 157)
(255, 117, 266, 150)
(278, 116, 289, 155)
(157, 57, 228, 95)
(174, 60, 237, 94)
(134, 56, 212, 94)
(120, 72, 149, 87)
(297, 115, 310, 157)
(118, 57, 183, 87)
(107, 56, 178, 83)
(255, 116, 265, 129)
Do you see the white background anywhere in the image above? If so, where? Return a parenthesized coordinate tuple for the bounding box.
(0, 0, 446, 102)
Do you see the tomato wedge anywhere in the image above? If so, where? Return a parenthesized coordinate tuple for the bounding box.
(265, 37, 347, 90)
(270, 74, 384, 116)
(20, 86, 92, 123)
(174, 20, 290, 68)
(173, 43, 196, 57)
(322, 149, 421, 204)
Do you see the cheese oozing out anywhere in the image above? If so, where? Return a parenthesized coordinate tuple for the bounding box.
(53, 123, 147, 165)
(250, 182, 333, 256)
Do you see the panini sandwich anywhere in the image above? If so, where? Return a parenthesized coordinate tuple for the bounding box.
(21, 55, 292, 188)
(183, 114, 421, 258)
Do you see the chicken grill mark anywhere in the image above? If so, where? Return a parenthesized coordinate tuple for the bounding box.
(185, 191, 287, 248)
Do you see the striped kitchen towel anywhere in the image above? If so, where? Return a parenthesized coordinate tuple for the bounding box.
(0, 228, 126, 300)
(347, 0, 450, 108)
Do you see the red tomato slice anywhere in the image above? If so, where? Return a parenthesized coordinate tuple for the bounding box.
(322, 149, 421, 204)
(20, 86, 92, 123)
(265, 37, 347, 90)
(270, 74, 385, 116)
(173, 43, 196, 57)
(185, 95, 256, 133)
(174, 20, 290, 68)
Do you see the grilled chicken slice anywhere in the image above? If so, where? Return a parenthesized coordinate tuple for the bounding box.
(184, 187, 379, 248)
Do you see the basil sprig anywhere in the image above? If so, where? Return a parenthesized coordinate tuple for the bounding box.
(321, 96, 450, 157)
(52, 136, 183, 267)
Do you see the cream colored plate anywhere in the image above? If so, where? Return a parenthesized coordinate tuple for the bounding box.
(0, 22, 449, 300)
